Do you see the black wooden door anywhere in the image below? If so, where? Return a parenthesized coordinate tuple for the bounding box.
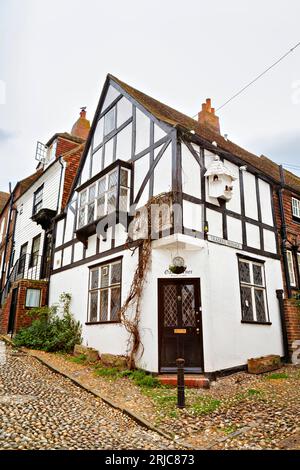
(7, 287, 18, 334)
(41, 231, 52, 279)
(158, 278, 204, 373)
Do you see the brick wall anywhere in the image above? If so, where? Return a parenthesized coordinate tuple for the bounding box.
(61, 145, 84, 209)
(283, 298, 300, 355)
(0, 279, 48, 334)
(273, 187, 300, 357)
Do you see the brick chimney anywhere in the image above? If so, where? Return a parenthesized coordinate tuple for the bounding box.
(198, 98, 220, 134)
(71, 107, 90, 140)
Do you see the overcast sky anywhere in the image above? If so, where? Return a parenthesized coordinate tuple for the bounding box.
(0, 0, 300, 191)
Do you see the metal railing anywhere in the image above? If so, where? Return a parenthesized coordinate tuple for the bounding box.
(0, 253, 50, 306)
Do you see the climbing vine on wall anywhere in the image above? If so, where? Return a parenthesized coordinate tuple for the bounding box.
(119, 192, 173, 369)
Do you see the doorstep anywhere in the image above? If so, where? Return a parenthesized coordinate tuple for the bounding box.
(158, 374, 210, 389)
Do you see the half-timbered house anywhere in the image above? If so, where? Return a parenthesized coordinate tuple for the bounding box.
(49, 75, 285, 375)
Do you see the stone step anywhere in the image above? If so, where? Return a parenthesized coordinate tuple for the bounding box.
(157, 374, 210, 389)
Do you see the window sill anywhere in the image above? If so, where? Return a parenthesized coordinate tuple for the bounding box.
(241, 320, 272, 326)
(85, 321, 121, 325)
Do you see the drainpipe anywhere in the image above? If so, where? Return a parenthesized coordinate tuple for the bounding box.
(277, 165, 292, 298)
(276, 289, 290, 362)
(0, 183, 13, 297)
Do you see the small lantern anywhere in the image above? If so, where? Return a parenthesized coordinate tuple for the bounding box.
(204, 156, 237, 201)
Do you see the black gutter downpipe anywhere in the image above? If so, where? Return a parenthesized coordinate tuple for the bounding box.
(0, 183, 13, 299)
(276, 289, 290, 362)
(278, 165, 292, 298)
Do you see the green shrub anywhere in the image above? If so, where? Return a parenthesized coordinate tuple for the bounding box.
(266, 373, 289, 380)
(13, 293, 82, 353)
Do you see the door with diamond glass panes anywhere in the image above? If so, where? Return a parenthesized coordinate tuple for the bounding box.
(158, 279, 203, 373)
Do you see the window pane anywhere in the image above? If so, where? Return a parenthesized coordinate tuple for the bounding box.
(119, 187, 128, 212)
(108, 170, 118, 189)
(89, 292, 98, 322)
(87, 202, 95, 224)
(78, 207, 85, 228)
(254, 289, 266, 322)
(100, 289, 108, 321)
(80, 190, 87, 207)
(97, 195, 105, 218)
(287, 251, 296, 286)
(93, 118, 104, 149)
(110, 287, 121, 321)
(253, 264, 263, 286)
(89, 184, 96, 202)
(98, 177, 106, 195)
(120, 168, 128, 187)
(90, 270, 99, 289)
(104, 108, 115, 136)
(25, 289, 41, 308)
(241, 286, 253, 321)
(107, 190, 116, 213)
(101, 266, 109, 287)
(239, 261, 250, 284)
(111, 262, 121, 284)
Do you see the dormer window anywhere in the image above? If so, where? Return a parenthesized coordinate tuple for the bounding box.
(76, 160, 131, 230)
(292, 197, 300, 219)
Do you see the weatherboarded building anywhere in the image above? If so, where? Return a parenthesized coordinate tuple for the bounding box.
(48, 75, 286, 375)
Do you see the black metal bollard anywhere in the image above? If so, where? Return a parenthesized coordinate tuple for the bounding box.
(176, 358, 185, 408)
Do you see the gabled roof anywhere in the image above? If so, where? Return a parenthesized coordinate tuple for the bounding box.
(109, 74, 300, 194)
(204, 156, 237, 180)
(0, 169, 43, 217)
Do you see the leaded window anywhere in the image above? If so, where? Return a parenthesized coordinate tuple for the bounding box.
(238, 258, 269, 323)
(77, 166, 130, 229)
(88, 260, 122, 323)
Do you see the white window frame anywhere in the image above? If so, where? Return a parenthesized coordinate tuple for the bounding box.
(287, 250, 296, 286)
(88, 260, 122, 323)
(297, 252, 300, 280)
(239, 258, 269, 323)
(77, 167, 130, 229)
(292, 197, 300, 219)
(25, 288, 41, 308)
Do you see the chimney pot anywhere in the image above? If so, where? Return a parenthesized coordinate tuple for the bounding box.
(71, 107, 90, 140)
(198, 98, 220, 134)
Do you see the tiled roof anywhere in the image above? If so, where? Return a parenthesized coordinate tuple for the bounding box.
(0, 191, 9, 213)
(109, 74, 300, 193)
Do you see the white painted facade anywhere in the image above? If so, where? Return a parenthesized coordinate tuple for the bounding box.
(49, 76, 284, 374)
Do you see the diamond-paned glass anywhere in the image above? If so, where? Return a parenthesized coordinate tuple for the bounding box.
(253, 264, 263, 286)
(182, 285, 196, 327)
(239, 261, 250, 284)
(108, 170, 118, 189)
(254, 289, 266, 322)
(89, 292, 98, 322)
(91, 270, 99, 289)
(101, 266, 109, 288)
(110, 287, 121, 321)
(111, 263, 121, 284)
(241, 286, 254, 321)
(99, 289, 108, 321)
(87, 202, 95, 224)
(163, 285, 177, 327)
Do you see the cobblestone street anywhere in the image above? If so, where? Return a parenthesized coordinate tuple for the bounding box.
(0, 342, 179, 450)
